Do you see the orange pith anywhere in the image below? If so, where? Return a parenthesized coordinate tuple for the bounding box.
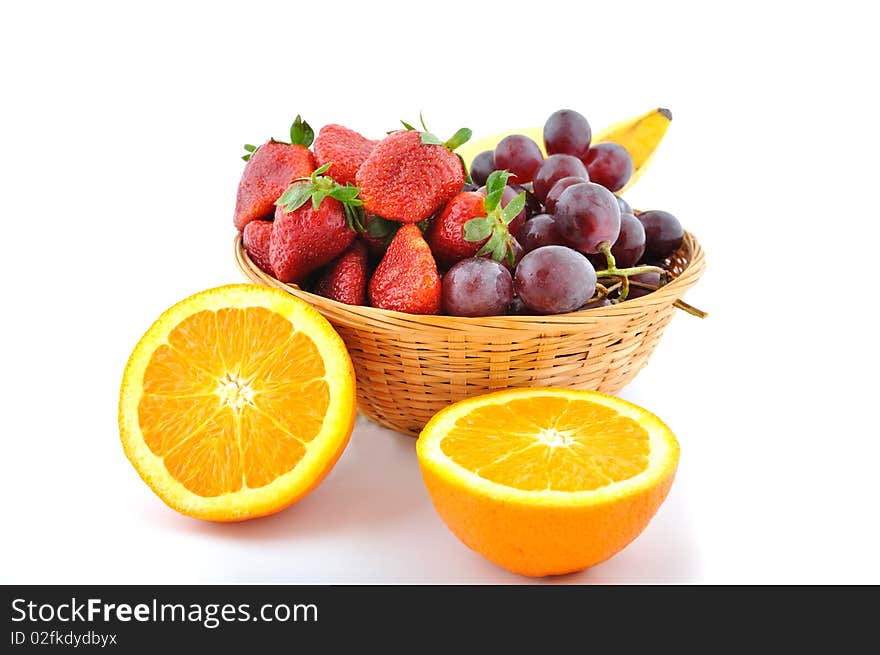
(440, 395, 650, 492)
(119, 285, 356, 521)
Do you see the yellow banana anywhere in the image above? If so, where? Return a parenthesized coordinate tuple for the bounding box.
(456, 108, 672, 195)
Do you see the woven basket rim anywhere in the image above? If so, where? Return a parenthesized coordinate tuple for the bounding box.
(234, 231, 705, 328)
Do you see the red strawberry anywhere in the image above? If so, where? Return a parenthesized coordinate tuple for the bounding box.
(242, 219, 274, 275)
(269, 164, 364, 283)
(427, 171, 525, 270)
(356, 121, 471, 223)
(314, 241, 369, 306)
(234, 116, 316, 232)
(359, 213, 400, 259)
(313, 124, 378, 186)
(368, 224, 441, 314)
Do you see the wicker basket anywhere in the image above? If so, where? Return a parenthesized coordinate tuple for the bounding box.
(234, 232, 705, 436)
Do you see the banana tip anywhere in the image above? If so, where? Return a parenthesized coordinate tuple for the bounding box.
(659, 107, 672, 121)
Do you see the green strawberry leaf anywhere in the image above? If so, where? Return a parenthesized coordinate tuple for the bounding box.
(400, 120, 417, 131)
(486, 170, 511, 196)
(329, 186, 361, 203)
(507, 243, 517, 267)
(484, 187, 505, 214)
(420, 132, 444, 146)
(457, 154, 473, 184)
(275, 183, 314, 213)
(444, 128, 472, 151)
(501, 192, 526, 224)
(311, 190, 327, 211)
(366, 215, 396, 238)
(463, 217, 493, 243)
(343, 203, 364, 233)
(417, 218, 431, 234)
(419, 111, 430, 132)
(289, 115, 314, 147)
(242, 144, 258, 162)
(492, 237, 508, 262)
(312, 161, 333, 178)
(476, 229, 504, 258)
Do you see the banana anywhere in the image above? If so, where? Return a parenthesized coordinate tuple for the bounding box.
(456, 108, 672, 195)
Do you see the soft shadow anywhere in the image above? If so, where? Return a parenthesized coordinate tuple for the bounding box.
(149, 416, 427, 542)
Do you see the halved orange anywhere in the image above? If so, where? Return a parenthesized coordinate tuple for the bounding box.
(119, 284, 356, 521)
(416, 388, 679, 576)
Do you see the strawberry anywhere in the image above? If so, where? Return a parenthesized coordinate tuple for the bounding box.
(427, 171, 525, 269)
(313, 124, 378, 186)
(269, 164, 363, 283)
(314, 241, 369, 306)
(234, 115, 316, 232)
(356, 118, 471, 224)
(359, 213, 400, 259)
(242, 219, 274, 276)
(368, 224, 441, 314)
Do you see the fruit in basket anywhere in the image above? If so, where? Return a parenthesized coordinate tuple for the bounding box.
(637, 210, 684, 260)
(473, 184, 527, 237)
(610, 212, 647, 268)
(369, 224, 441, 314)
(509, 182, 544, 218)
(470, 150, 496, 186)
(269, 164, 364, 283)
(241, 219, 274, 276)
(543, 109, 592, 158)
(514, 245, 597, 314)
(431, 170, 526, 271)
(544, 175, 587, 214)
(584, 142, 634, 192)
(615, 195, 632, 215)
(119, 284, 357, 521)
(532, 154, 590, 202)
(234, 116, 316, 232)
(517, 214, 564, 252)
(314, 241, 369, 306)
(313, 124, 378, 186)
(416, 388, 680, 576)
(356, 124, 469, 223)
(554, 182, 621, 254)
(493, 134, 544, 183)
(442, 258, 514, 317)
(626, 271, 663, 299)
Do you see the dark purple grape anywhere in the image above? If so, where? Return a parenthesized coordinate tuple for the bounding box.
(637, 210, 684, 260)
(553, 182, 621, 254)
(476, 184, 527, 236)
(579, 297, 611, 310)
(518, 214, 564, 252)
(532, 154, 589, 201)
(543, 109, 592, 158)
(442, 257, 514, 317)
(514, 246, 596, 314)
(584, 143, 634, 192)
(615, 195, 632, 215)
(470, 150, 496, 187)
(610, 213, 646, 268)
(508, 182, 544, 218)
(545, 176, 587, 214)
(494, 135, 543, 184)
(627, 271, 662, 299)
(507, 297, 533, 316)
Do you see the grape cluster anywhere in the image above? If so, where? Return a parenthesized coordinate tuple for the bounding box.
(444, 109, 685, 317)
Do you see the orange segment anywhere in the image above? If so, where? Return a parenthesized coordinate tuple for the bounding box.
(417, 388, 679, 576)
(119, 284, 356, 522)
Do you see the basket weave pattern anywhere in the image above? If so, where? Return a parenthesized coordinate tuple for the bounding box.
(235, 233, 705, 436)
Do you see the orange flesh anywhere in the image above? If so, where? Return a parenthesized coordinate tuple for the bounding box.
(138, 308, 328, 497)
(439, 396, 650, 492)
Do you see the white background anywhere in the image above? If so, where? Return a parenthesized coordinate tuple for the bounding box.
(1, 1, 878, 584)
